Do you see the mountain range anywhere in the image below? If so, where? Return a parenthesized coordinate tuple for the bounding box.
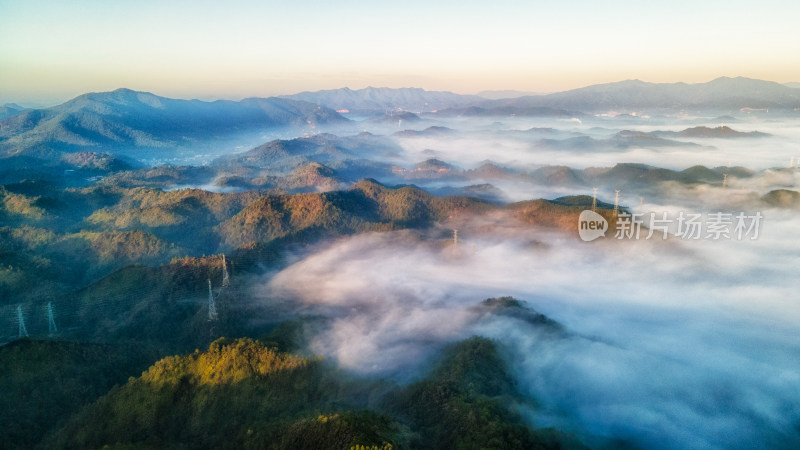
(4, 75, 800, 450)
(484, 77, 800, 112)
(279, 86, 483, 113)
(281, 77, 800, 115)
(2, 77, 797, 164)
(0, 89, 350, 159)
(476, 89, 543, 99)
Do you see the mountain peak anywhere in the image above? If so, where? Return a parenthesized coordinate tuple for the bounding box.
(111, 87, 138, 94)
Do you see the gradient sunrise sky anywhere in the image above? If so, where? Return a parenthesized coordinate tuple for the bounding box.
(2, 0, 799, 105)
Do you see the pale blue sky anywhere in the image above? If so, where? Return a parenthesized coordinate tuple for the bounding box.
(2, 0, 799, 105)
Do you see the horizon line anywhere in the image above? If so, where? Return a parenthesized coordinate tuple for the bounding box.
(5, 75, 800, 109)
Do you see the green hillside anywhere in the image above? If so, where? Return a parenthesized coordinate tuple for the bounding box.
(0, 339, 158, 449)
(44, 337, 402, 450)
(42, 336, 583, 450)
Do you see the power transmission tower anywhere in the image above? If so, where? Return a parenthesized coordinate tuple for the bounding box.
(47, 302, 57, 336)
(17, 305, 28, 338)
(207, 279, 218, 321)
(592, 187, 598, 211)
(612, 190, 620, 218)
(221, 255, 230, 287)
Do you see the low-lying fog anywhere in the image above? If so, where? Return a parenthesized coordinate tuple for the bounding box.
(257, 200, 800, 449)
(115, 110, 800, 448)
(392, 116, 800, 172)
(159, 113, 800, 211)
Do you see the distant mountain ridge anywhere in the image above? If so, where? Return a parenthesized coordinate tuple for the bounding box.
(2, 78, 797, 162)
(0, 88, 350, 158)
(660, 125, 770, 138)
(280, 77, 800, 115)
(0, 103, 29, 120)
(486, 77, 800, 112)
(280, 86, 483, 113)
(476, 89, 543, 99)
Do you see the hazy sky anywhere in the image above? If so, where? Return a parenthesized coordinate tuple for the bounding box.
(2, 0, 800, 105)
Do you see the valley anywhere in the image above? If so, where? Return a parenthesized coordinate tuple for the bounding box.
(1, 81, 800, 449)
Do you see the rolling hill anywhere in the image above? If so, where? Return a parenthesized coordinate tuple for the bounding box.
(41, 335, 582, 450)
(211, 132, 402, 173)
(657, 125, 770, 138)
(0, 339, 159, 449)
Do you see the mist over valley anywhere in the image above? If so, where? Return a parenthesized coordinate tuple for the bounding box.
(2, 78, 800, 449)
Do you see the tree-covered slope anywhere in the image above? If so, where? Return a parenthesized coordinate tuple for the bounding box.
(42, 336, 584, 450)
